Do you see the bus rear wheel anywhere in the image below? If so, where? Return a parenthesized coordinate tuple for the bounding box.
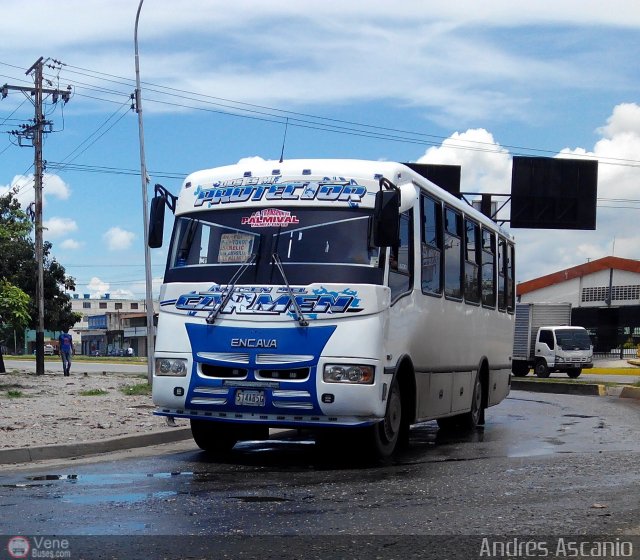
(437, 372, 483, 432)
(190, 419, 239, 454)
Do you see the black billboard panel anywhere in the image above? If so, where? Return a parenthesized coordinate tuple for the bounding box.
(510, 156, 598, 229)
(403, 163, 461, 197)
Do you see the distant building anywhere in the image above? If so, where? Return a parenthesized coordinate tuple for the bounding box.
(517, 256, 640, 352)
(69, 294, 158, 357)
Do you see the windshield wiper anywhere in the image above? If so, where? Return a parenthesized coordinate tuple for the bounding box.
(206, 254, 257, 325)
(271, 253, 309, 327)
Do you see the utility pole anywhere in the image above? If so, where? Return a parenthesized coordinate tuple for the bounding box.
(134, 0, 156, 385)
(2, 57, 71, 375)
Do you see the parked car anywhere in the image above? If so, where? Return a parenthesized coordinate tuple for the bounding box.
(43, 344, 55, 355)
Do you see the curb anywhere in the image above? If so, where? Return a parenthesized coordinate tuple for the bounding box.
(620, 386, 640, 400)
(511, 379, 605, 396)
(0, 427, 192, 466)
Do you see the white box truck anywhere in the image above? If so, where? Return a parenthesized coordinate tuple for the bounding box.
(511, 303, 593, 378)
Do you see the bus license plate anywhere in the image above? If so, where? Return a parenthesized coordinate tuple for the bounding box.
(235, 389, 265, 407)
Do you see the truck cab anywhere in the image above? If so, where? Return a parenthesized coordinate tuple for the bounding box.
(534, 326, 593, 378)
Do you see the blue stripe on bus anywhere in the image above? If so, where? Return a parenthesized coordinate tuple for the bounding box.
(184, 324, 336, 416)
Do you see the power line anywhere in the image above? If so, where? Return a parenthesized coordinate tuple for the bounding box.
(55, 98, 132, 169)
(22, 60, 640, 168)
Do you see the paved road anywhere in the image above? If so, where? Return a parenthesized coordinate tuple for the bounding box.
(1, 390, 638, 560)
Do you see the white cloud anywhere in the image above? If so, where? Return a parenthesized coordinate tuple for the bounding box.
(44, 174, 71, 200)
(131, 277, 164, 300)
(109, 288, 135, 299)
(44, 217, 78, 239)
(237, 156, 267, 166)
(59, 239, 83, 250)
(86, 277, 109, 298)
(0, 176, 34, 208)
(1, 2, 637, 126)
(0, 174, 71, 209)
(597, 103, 640, 138)
(103, 227, 136, 251)
(416, 128, 512, 193)
(415, 103, 640, 282)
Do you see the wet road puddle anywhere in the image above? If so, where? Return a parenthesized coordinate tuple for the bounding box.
(1, 471, 194, 505)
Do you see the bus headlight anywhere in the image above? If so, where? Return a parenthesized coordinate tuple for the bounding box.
(155, 358, 188, 376)
(323, 364, 374, 384)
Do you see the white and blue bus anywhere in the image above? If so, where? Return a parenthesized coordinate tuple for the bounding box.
(149, 159, 515, 459)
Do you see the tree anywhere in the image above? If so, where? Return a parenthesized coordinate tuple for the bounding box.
(0, 192, 81, 335)
(0, 279, 30, 370)
(0, 279, 31, 329)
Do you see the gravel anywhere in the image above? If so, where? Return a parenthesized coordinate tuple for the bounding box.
(0, 369, 187, 450)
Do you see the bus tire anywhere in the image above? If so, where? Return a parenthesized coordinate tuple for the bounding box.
(566, 368, 582, 378)
(534, 360, 550, 378)
(190, 419, 238, 454)
(369, 376, 406, 459)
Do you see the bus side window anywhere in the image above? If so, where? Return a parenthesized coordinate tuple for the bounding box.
(389, 210, 413, 301)
(464, 218, 480, 304)
(421, 195, 442, 295)
(498, 237, 507, 312)
(444, 207, 462, 300)
(481, 229, 496, 308)
(507, 243, 515, 313)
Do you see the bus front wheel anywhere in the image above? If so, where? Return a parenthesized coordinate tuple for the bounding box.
(190, 419, 238, 454)
(369, 377, 407, 459)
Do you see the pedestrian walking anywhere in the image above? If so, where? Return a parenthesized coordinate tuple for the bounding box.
(58, 330, 73, 376)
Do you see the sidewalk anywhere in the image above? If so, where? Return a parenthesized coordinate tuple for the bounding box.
(0, 360, 638, 466)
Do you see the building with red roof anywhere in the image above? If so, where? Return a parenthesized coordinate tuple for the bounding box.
(517, 256, 640, 352)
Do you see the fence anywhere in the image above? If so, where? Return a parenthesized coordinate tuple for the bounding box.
(593, 348, 639, 360)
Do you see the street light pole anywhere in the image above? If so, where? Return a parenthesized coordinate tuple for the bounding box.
(134, 0, 155, 385)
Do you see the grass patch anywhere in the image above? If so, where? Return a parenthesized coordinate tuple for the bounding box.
(7, 390, 24, 398)
(120, 383, 151, 396)
(78, 388, 108, 396)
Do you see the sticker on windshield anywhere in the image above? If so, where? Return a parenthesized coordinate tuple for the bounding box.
(218, 233, 254, 263)
(241, 208, 299, 228)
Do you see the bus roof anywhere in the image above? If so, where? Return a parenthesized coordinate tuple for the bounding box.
(175, 158, 511, 238)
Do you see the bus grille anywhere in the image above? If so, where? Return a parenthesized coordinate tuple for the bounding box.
(200, 364, 248, 378)
(256, 368, 309, 381)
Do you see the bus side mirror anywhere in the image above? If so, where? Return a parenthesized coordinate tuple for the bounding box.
(373, 189, 400, 247)
(148, 195, 166, 248)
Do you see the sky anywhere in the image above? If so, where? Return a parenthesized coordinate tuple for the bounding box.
(1, 0, 639, 299)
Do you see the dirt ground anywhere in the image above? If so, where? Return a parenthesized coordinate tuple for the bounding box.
(0, 369, 186, 450)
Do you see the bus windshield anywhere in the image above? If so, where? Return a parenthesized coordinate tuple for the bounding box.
(165, 207, 383, 286)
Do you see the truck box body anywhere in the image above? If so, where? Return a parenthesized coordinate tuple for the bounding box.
(513, 303, 572, 360)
